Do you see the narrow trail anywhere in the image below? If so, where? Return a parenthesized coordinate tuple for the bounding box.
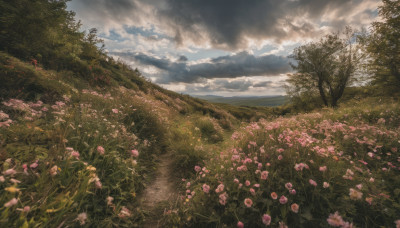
(140, 152, 178, 227)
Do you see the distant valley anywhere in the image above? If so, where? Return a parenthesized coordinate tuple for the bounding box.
(194, 95, 287, 107)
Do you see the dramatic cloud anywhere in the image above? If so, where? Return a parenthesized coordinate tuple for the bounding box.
(68, 0, 380, 96)
(111, 51, 291, 83)
(69, 0, 380, 50)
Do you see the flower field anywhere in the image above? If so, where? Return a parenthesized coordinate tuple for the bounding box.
(170, 99, 400, 227)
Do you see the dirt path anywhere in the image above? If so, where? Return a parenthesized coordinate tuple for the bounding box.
(140, 152, 178, 227)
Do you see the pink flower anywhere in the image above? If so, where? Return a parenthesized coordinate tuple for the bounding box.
(194, 166, 201, 172)
(253, 184, 260, 188)
(319, 166, 327, 172)
(250, 188, 256, 195)
(289, 189, 296, 195)
(327, 211, 344, 227)
(97, 146, 105, 155)
(291, 203, 299, 213)
(245, 180, 250, 186)
(237, 221, 244, 228)
(3, 169, 16, 176)
(71, 151, 80, 160)
(395, 219, 400, 228)
(285, 182, 293, 190)
(131, 149, 139, 157)
(95, 180, 102, 189)
(271, 192, 278, 200)
(234, 178, 239, 184)
(349, 188, 363, 200)
(215, 184, 224, 193)
(309, 179, 317, 187)
(244, 198, 253, 207)
(365, 197, 373, 205)
(278, 155, 283, 160)
(279, 195, 288, 204)
(219, 192, 228, 205)
(118, 206, 132, 218)
(202, 184, 210, 193)
(75, 212, 88, 225)
(323, 182, 330, 188)
(4, 198, 18, 207)
(356, 184, 363, 190)
(23, 206, 30, 213)
(112, 109, 119, 113)
(261, 171, 269, 180)
(262, 214, 271, 226)
(30, 161, 39, 169)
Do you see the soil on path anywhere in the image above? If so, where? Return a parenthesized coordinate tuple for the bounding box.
(140, 152, 178, 227)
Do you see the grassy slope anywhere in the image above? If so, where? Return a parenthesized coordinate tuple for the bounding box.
(0, 52, 241, 227)
(196, 95, 288, 107)
(165, 98, 400, 227)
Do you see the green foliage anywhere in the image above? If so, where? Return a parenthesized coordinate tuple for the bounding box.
(362, 0, 400, 94)
(287, 27, 364, 108)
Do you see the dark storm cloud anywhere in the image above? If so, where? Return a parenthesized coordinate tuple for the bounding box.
(111, 51, 291, 83)
(69, 0, 379, 50)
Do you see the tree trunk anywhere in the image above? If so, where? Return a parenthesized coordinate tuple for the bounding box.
(318, 79, 328, 106)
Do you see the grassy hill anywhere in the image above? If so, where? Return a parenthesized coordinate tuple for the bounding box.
(0, 1, 399, 227)
(195, 95, 288, 107)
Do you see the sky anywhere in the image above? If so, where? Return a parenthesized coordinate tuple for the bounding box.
(67, 0, 381, 97)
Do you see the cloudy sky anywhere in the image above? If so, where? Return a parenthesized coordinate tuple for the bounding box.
(68, 0, 380, 96)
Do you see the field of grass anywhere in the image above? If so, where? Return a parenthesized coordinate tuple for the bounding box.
(163, 98, 400, 227)
(0, 52, 399, 227)
(195, 95, 288, 107)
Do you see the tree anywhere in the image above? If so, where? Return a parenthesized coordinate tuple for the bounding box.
(363, 0, 400, 93)
(286, 27, 364, 108)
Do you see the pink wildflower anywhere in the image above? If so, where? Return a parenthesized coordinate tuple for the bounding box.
(71, 151, 80, 160)
(244, 198, 253, 207)
(245, 180, 250, 186)
(271, 192, 278, 200)
(237, 221, 244, 228)
(262, 214, 271, 226)
(309, 179, 317, 186)
(349, 188, 363, 200)
(291, 203, 299, 213)
(97, 146, 105, 155)
(4, 198, 18, 207)
(289, 189, 296, 195)
(118, 206, 132, 218)
(319, 166, 327, 172)
(278, 155, 283, 160)
(261, 171, 269, 180)
(215, 183, 224, 193)
(279, 195, 288, 204)
(250, 188, 256, 195)
(365, 197, 372, 205)
(194, 166, 201, 172)
(3, 169, 16, 176)
(112, 109, 119, 113)
(285, 182, 293, 190)
(131, 149, 139, 157)
(30, 161, 39, 169)
(327, 211, 344, 227)
(395, 220, 400, 228)
(202, 184, 210, 193)
(219, 192, 228, 205)
(323, 182, 330, 188)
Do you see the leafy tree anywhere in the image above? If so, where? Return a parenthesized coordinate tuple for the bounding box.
(363, 0, 400, 93)
(286, 27, 364, 108)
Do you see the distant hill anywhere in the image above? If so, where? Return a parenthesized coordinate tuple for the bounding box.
(194, 95, 287, 107)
